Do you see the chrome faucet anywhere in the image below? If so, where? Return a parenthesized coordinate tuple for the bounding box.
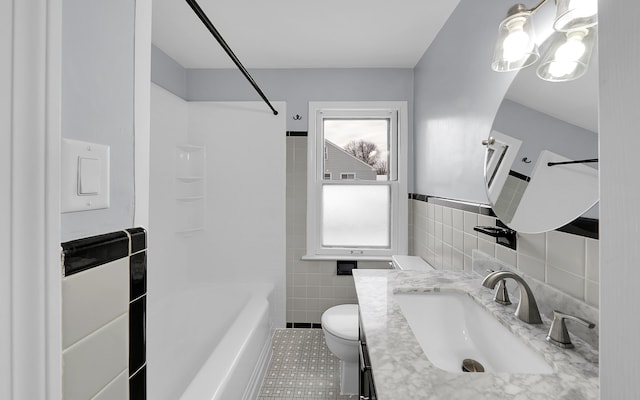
(482, 270, 543, 324)
(546, 310, 595, 348)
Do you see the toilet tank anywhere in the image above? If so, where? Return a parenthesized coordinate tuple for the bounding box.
(391, 255, 434, 271)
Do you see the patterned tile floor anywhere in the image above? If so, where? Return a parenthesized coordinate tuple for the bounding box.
(258, 329, 357, 400)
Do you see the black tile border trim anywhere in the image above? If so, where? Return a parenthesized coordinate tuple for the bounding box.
(557, 217, 599, 240)
(286, 131, 308, 136)
(508, 170, 531, 182)
(410, 193, 599, 239)
(61, 231, 129, 276)
(409, 193, 495, 216)
(127, 227, 147, 253)
(286, 322, 323, 329)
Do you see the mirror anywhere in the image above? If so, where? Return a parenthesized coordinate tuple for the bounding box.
(484, 33, 599, 233)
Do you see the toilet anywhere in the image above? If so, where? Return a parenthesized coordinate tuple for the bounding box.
(321, 256, 434, 395)
(321, 304, 359, 395)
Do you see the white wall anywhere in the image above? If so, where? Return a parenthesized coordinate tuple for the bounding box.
(149, 84, 191, 297)
(0, 3, 12, 396)
(599, 0, 640, 397)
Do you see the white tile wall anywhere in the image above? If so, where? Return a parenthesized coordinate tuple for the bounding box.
(92, 370, 129, 400)
(62, 314, 128, 400)
(411, 199, 599, 308)
(62, 258, 129, 348)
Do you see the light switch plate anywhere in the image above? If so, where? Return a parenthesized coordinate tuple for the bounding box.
(61, 138, 110, 212)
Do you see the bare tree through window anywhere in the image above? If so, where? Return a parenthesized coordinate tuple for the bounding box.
(344, 139, 388, 176)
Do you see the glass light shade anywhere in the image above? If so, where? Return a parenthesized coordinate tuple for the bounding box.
(536, 28, 595, 82)
(554, 0, 598, 31)
(492, 12, 540, 72)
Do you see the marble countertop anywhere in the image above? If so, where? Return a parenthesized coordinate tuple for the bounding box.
(353, 269, 599, 400)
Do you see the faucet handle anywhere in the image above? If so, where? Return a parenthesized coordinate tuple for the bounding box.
(484, 269, 511, 305)
(546, 310, 596, 349)
(493, 279, 512, 305)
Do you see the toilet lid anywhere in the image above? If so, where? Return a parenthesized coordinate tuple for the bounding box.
(321, 304, 359, 341)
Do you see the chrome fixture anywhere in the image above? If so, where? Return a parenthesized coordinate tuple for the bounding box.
(482, 270, 543, 324)
(493, 279, 512, 305)
(546, 310, 595, 348)
(484, 269, 512, 305)
(492, 0, 597, 82)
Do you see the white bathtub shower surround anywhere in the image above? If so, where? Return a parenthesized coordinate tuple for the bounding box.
(148, 283, 274, 400)
(149, 85, 286, 400)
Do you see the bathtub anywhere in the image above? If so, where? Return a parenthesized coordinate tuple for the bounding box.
(148, 283, 274, 400)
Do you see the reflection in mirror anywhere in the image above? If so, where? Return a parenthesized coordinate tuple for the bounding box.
(485, 35, 599, 233)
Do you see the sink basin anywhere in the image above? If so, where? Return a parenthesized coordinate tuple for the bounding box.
(394, 290, 554, 374)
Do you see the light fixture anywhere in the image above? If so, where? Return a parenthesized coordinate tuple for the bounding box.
(536, 28, 595, 81)
(491, 5, 539, 72)
(553, 0, 598, 31)
(491, 0, 598, 82)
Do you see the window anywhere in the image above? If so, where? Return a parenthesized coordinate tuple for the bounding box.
(340, 173, 356, 180)
(306, 102, 408, 259)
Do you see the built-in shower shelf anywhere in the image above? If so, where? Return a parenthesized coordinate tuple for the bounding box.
(176, 176, 205, 182)
(176, 195, 205, 202)
(175, 144, 205, 233)
(175, 227, 205, 234)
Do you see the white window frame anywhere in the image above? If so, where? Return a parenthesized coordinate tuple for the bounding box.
(305, 101, 408, 260)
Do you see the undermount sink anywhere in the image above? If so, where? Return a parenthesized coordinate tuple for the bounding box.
(394, 290, 554, 374)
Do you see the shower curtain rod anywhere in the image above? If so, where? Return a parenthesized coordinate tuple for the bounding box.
(185, 0, 279, 116)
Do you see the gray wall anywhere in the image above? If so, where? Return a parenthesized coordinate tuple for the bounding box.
(325, 141, 377, 181)
(151, 45, 187, 99)
(61, 0, 135, 241)
(187, 68, 414, 134)
(151, 45, 414, 133)
(413, 0, 516, 203)
(493, 99, 598, 177)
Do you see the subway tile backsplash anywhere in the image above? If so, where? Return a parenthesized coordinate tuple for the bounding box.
(410, 198, 599, 308)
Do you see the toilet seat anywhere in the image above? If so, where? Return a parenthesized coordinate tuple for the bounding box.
(321, 304, 358, 341)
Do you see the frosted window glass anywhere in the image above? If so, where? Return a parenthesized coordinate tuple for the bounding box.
(322, 185, 390, 247)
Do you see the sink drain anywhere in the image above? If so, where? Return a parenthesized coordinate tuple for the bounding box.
(461, 358, 485, 373)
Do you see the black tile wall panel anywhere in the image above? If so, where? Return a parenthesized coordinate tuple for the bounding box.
(130, 251, 147, 301)
(129, 365, 146, 400)
(129, 296, 146, 374)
